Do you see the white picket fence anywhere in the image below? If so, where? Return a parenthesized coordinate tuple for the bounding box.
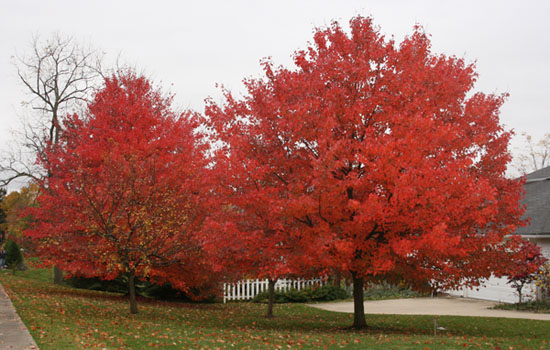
(223, 277, 326, 303)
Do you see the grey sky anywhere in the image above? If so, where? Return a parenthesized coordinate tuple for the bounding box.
(1, 0, 549, 186)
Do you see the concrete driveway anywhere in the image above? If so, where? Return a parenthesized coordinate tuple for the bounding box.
(309, 296, 550, 321)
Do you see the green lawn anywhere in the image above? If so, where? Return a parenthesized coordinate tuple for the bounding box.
(0, 269, 549, 349)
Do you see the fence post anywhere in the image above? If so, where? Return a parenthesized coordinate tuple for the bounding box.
(238, 281, 242, 300)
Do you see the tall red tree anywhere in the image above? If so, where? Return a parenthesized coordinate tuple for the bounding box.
(26, 72, 216, 314)
(207, 16, 525, 328)
(205, 88, 327, 317)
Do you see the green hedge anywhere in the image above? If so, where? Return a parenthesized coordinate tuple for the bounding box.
(5, 239, 23, 271)
(65, 275, 129, 294)
(363, 284, 420, 300)
(65, 275, 216, 302)
(492, 300, 550, 314)
(252, 284, 348, 303)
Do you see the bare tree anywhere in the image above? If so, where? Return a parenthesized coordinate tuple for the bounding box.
(1, 34, 103, 187)
(1, 34, 104, 283)
(514, 132, 550, 175)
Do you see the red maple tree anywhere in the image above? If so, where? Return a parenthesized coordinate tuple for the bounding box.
(504, 236, 547, 303)
(26, 72, 216, 313)
(205, 88, 327, 317)
(207, 16, 525, 328)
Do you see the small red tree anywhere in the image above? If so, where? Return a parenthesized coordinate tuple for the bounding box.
(205, 90, 327, 317)
(207, 16, 525, 328)
(26, 72, 216, 314)
(505, 236, 547, 303)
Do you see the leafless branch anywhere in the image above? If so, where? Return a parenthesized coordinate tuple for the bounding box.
(1, 33, 104, 187)
(512, 132, 550, 175)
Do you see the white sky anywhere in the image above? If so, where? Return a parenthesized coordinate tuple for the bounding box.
(1, 0, 549, 188)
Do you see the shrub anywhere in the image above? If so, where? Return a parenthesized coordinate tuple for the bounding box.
(65, 276, 217, 302)
(364, 283, 421, 300)
(252, 290, 287, 303)
(492, 300, 550, 313)
(284, 288, 311, 302)
(5, 239, 23, 274)
(535, 262, 550, 300)
(252, 284, 348, 303)
(140, 282, 217, 303)
(311, 285, 349, 301)
(65, 275, 129, 294)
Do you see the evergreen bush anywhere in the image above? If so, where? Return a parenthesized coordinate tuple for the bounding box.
(5, 239, 23, 273)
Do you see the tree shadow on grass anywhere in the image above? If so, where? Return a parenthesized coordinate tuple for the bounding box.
(218, 305, 547, 339)
(44, 287, 125, 301)
(228, 319, 430, 338)
(214, 304, 432, 337)
(138, 297, 223, 310)
(46, 287, 223, 311)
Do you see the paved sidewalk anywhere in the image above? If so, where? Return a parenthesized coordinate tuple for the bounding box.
(310, 296, 550, 321)
(0, 283, 38, 349)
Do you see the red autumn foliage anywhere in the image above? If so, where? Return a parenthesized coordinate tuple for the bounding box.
(26, 72, 218, 313)
(205, 88, 327, 276)
(206, 16, 525, 327)
(204, 82, 328, 317)
(504, 235, 547, 303)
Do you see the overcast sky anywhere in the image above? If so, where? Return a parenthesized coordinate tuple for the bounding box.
(1, 0, 549, 189)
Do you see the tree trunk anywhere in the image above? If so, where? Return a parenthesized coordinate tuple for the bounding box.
(53, 265, 63, 284)
(333, 271, 341, 287)
(266, 278, 276, 318)
(128, 272, 138, 314)
(352, 273, 367, 329)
